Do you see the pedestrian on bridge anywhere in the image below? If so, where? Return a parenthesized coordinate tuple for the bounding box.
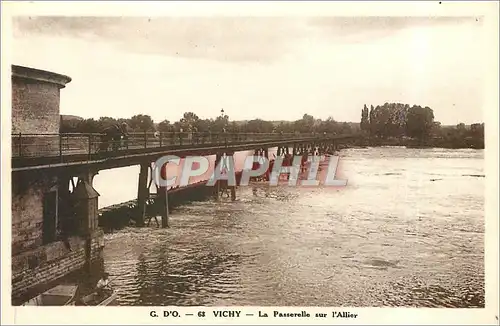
(120, 122, 130, 149)
(100, 123, 129, 152)
(99, 125, 118, 152)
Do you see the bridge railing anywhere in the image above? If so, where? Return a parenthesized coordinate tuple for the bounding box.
(11, 131, 326, 159)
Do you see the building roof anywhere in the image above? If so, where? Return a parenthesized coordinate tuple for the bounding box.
(12, 65, 72, 88)
(73, 179, 100, 199)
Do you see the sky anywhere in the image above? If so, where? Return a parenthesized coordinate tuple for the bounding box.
(12, 16, 485, 125)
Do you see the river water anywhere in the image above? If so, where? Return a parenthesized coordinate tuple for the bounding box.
(92, 147, 484, 307)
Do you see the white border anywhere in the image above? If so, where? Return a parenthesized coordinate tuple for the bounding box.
(1, 1, 498, 325)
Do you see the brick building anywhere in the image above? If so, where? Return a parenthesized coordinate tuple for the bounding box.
(11, 65, 104, 305)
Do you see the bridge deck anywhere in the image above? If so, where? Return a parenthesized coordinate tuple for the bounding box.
(11, 132, 355, 172)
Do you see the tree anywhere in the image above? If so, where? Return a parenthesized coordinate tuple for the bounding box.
(243, 119, 274, 133)
(405, 105, 435, 141)
(275, 122, 288, 133)
(369, 105, 375, 136)
(129, 114, 155, 132)
(360, 104, 369, 131)
(179, 112, 200, 132)
(469, 123, 485, 148)
(211, 114, 229, 132)
(456, 123, 467, 133)
(76, 118, 100, 133)
(371, 105, 390, 137)
(157, 120, 172, 132)
(338, 122, 353, 134)
(386, 103, 407, 137)
(293, 114, 315, 133)
(470, 123, 484, 139)
(368, 103, 412, 138)
(228, 121, 240, 133)
(172, 121, 182, 132)
(317, 117, 338, 134)
(97, 117, 118, 130)
(195, 119, 211, 132)
(60, 116, 81, 133)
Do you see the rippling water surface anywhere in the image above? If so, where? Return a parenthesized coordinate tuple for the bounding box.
(94, 147, 484, 307)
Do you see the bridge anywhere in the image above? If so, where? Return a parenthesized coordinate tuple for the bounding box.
(10, 63, 360, 304)
(12, 130, 357, 227)
(11, 130, 358, 304)
(12, 131, 357, 172)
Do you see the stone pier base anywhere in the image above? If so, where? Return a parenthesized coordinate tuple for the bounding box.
(11, 229, 104, 305)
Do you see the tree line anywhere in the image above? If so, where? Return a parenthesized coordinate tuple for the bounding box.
(60, 112, 356, 135)
(59, 103, 484, 149)
(359, 102, 484, 149)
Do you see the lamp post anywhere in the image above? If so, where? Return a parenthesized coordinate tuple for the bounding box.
(220, 108, 228, 133)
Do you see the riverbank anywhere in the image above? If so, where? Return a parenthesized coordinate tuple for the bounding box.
(344, 136, 484, 150)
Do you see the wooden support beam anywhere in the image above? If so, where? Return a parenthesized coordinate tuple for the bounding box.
(214, 153, 222, 200)
(230, 186, 236, 201)
(161, 186, 169, 228)
(136, 163, 149, 227)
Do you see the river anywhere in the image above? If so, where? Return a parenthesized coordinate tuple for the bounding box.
(92, 147, 484, 307)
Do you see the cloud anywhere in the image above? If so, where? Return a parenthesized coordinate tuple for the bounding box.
(11, 15, 485, 125)
(14, 16, 480, 62)
(306, 16, 481, 43)
(13, 16, 310, 63)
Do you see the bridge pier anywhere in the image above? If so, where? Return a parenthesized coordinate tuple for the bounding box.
(72, 170, 103, 272)
(225, 151, 237, 201)
(230, 184, 237, 201)
(277, 145, 290, 157)
(318, 141, 325, 155)
(329, 139, 337, 154)
(252, 148, 270, 181)
(214, 153, 222, 200)
(254, 147, 268, 158)
(136, 162, 150, 227)
(159, 185, 169, 228)
(77, 170, 98, 185)
(154, 160, 170, 228)
(214, 151, 237, 201)
(296, 144, 303, 155)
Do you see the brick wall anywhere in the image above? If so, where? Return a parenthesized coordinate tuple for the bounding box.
(12, 78, 61, 135)
(12, 230, 104, 304)
(11, 169, 105, 304)
(11, 172, 55, 255)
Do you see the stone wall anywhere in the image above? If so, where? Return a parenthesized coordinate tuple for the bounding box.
(11, 168, 104, 304)
(11, 230, 104, 304)
(12, 79, 61, 134)
(10, 66, 106, 305)
(11, 65, 71, 157)
(11, 172, 55, 255)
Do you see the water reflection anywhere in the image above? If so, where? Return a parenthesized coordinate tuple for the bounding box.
(116, 239, 243, 306)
